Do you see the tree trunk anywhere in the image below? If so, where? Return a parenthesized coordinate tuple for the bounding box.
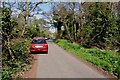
(79, 3, 84, 44)
(21, 1, 29, 38)
(20, 1, 43, 38)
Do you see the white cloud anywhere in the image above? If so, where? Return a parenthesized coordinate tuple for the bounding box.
(34, 14, 44, 19)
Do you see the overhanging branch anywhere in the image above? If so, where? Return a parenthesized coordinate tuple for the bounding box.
(29, 1, 43, 13)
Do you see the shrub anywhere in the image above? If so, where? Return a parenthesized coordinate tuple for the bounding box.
(2, 38, 32, 79)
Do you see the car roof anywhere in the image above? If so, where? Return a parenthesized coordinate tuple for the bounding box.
(33, 37, 45, 40)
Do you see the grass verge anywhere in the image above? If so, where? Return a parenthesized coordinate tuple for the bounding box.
(56, 39, 120, 79)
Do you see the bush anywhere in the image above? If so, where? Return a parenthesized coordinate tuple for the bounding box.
(2, 38, 32, 79)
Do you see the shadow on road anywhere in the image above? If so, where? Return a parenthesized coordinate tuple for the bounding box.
(30, 52, 48, 54)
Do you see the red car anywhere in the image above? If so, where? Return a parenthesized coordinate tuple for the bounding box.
(30, 37, 48, 54)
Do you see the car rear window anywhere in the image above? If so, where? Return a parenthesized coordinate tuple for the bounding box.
(32, 39, 46, 44)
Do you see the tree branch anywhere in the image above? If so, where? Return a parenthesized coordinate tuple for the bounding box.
(29, 1, 43, 13)
(92, 23, 106, 41)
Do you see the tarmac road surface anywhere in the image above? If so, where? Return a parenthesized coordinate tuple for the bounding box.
(36, 40, 110, 78)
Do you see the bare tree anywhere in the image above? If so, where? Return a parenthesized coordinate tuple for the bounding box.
(17, 0, 45, 37)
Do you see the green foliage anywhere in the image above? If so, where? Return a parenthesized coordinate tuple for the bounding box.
(2, 38, 32, 79)
(1, 8, 18, 37)
(56, 39, 119, 78)
(52, 3, 78, 41)
(1, 7, 33, 80)
(0, 73, 1, 80)
(26, 22, 46, 38)
(84, 3, 120, 50)
(26, 23, 40, 38)
(53, 2, 120, 51)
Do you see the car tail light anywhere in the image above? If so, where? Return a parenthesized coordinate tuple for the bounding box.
(44, 44, 48, 46)
(44, 44, 48, 48)
(30, 45, 35, 48)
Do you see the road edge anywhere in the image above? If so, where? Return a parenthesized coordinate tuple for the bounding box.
(22, 54, 39, 78)
(54, 42, 118, 79)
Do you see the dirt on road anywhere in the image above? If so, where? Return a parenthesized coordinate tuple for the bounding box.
(22, 54, 39, 78)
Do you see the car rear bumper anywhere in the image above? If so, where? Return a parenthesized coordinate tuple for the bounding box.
(30, 48, 48, 53)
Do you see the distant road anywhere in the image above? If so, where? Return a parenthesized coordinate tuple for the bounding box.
(36, 40, 110, 78)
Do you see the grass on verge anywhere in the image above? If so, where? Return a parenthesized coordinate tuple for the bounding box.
(56, 39, 120, 79)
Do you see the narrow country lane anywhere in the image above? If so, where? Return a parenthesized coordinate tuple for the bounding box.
(36, 40, 108, 78)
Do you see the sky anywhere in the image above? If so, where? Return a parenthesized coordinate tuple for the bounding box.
(36, 3, 56, 33)
(38, 3, 52, 12)
(34, 3, 52, 19)
(11, 2, 56, 33)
